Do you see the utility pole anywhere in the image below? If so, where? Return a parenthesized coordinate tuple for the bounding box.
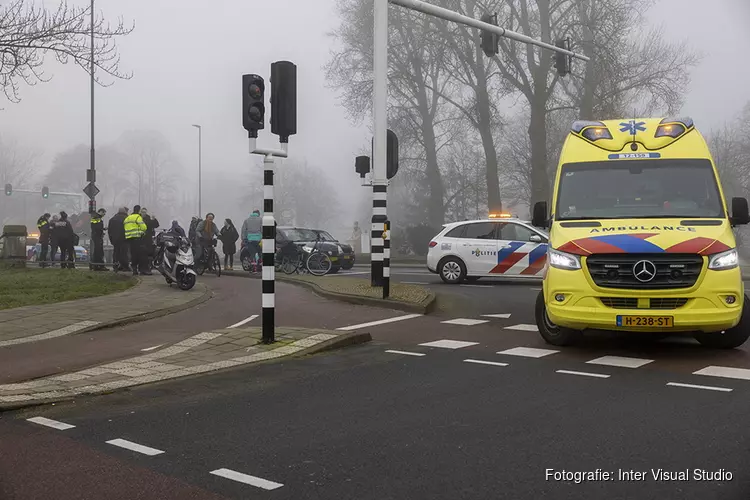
(87, 0, 97, 214)
(192, 124, 202, 216)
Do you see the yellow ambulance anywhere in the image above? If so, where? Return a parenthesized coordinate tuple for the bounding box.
(532, 117, 750, 348)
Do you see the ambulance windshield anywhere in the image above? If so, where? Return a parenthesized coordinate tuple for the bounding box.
(556, 159, 724, 220)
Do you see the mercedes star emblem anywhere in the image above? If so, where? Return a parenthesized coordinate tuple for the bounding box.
(633, 260, 657, 283)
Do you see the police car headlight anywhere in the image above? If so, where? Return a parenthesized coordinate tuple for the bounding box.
(549, 248, 581, 270)
(708, 248, 739, 271)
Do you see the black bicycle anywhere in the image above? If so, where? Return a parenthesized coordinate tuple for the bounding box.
(287, 234, 331, 276)
(195, 239, 221, 277)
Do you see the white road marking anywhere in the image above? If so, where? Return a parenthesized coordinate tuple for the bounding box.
(586, 355, 654, 369)
(401, 281, 429, 284)
(460, 284, 493, 288)
(463, 359, 509, 367)
(141, 344, 164, 352)
(210, 468, 284, 490)
(419, 340, 479, 349)
(340, 271, 369, 276)
(228, 315, 259, 329)
(482, 314, 511, 319)
(440, 318, 489, 326)
(503, 324, 539, 332)
(336, 314, 422, 331)
(556, 370, 610, 379)
(497, 347, 559, 358)
(529, 287, 542, 291)
(693, 366, 750, 380)
(666, 382, 733, 392)
(106, 438, 165, 456)
(27, 416, 75, 430)
(385, 350, 426, 357)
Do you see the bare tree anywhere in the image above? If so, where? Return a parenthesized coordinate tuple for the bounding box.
(0, 133, 39, 187)
(0, 0, 133, 102)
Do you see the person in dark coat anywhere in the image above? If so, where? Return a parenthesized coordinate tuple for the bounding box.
(219, 218, 239, 270)
(55, 211, 75, 269)
(140, 207, 160, 268)
(90, 208, 108, 271)
(108, 207, 129, 272)
(36, 213, 51, 267)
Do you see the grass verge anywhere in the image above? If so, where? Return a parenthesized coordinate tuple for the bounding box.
(282, 274, 432, 305)
(0, 268, 137, 310)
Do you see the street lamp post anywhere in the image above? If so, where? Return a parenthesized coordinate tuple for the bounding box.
(192, 124, 202, 217)
(89, 0, 96, 213)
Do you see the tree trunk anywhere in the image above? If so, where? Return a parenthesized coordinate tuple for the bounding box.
(415, 81, 445, 227)
(528, 95, 550, 206)
(476, 83, 502, 213)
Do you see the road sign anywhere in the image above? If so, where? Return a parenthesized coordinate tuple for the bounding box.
(83, 182, 100, 199)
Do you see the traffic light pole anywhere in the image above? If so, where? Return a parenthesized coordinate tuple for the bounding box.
(371, 0, 388, 288)
(249, 138, 288, 345)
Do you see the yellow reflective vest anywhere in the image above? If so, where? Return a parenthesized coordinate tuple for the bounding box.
(124, 214, 147, 239)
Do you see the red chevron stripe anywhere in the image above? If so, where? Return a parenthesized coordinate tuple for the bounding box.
(520, 254, 547, 275)
(698, 240, 731, 255)
(491, 252, 526, 274)
(665, 237, 715, 254)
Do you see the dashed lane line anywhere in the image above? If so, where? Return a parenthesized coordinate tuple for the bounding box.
(463, 359, 509, 367)
(336, 314, 422, 331)
(141, 344, 164, 352)
(227, 315, 258, 329)
(504, 324, 538, 332)
(210, 468, 284, 490)
(27, 417, 75, 430)
(401, 281, 429, 285)
(482, 314, 511, 319)
(666, 382, 733, 393)
(497, 347, 559, 358)
(385, 350, 426, 357)
(419, 340, 479, 349)
(460, 284, 493, 288)
(440, 318, 489, 326)
(586, 356, 654, 369)
(556, 370, 610, 379)
(693, 366, 750, 381)
(106, 438, 165, 456)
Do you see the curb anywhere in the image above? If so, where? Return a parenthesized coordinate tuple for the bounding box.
(0, 331, 372, 412)
(276, 275, 436, 315)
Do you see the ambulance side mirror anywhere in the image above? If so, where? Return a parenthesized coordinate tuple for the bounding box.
(532, 201, 549, 229)
(731, 197, 750, 226)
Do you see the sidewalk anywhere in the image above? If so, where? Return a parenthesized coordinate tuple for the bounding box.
(0, 327, 369, 409)
(0, 276, 212, 347)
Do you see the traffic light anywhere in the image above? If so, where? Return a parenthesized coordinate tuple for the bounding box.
(355, 156, 370, 178)
(386, 130, 399, 180)
(4, 183, 10, 196)
(555, 38, 571, 77)
(42, 186, 49, 199)
(242, 74, 265, 138)
(480, 13, 499, 58)
(270, 61, 297, 143)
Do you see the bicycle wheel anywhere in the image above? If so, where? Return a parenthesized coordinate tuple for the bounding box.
(212, 252, 222, 277)
(307, 252, 331, 276)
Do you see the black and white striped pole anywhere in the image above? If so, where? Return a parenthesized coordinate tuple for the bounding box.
(371, 185, 386, 286)
(383, 219, 390, 298)
(242, 61, 296, 345)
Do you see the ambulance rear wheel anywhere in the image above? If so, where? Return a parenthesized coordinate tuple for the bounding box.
(535, 292, 582, 346)
(694, 295, 750, 349)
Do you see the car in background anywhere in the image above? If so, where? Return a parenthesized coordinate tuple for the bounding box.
(27, 243, 89, 263)
(310, 229, 355, 270)
(427, 213, 549, 284)
(276, 227, 342, 274)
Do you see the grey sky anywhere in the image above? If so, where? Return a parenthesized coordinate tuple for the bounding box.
(2, 0, 748, 205)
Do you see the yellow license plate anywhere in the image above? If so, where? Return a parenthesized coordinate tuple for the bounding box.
(616, 315, 673, 328)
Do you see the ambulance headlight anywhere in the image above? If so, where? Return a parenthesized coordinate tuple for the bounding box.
(708, 248, 739, 271)
(549, 248, 581, 270)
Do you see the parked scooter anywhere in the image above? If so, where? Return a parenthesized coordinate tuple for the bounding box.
(155, 231, 197, 290)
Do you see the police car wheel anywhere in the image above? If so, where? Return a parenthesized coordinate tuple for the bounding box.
(535, 291, 581, 346)
(694, 295, 750, 349)
(439, 257, 465, 284)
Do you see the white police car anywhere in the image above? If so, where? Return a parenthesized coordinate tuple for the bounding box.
(426, 214, 549, 284)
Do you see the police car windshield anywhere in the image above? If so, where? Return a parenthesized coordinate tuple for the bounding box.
(555, 159, 724, 221)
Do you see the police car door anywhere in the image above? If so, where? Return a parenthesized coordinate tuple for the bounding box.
(457, 222, 501, 276)
(491, 222, 548, 276)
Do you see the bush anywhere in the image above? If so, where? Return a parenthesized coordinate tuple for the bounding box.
(407, 224, 440, 256)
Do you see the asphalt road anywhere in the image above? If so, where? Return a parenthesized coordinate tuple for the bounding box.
(5, 341, 750, 499)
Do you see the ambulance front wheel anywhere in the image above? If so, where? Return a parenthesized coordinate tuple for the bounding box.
(694, 295, 750, 349)
(535, 292, 582, 346)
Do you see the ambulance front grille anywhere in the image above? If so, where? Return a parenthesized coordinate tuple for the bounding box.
(599, 297, 689, 309)
(586, 253, 703, 290)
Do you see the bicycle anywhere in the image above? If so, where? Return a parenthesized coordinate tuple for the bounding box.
(195, 239, 221, 277)
(288, 234, 331, 276)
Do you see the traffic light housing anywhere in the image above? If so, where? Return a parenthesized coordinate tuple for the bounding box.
(555, 38, 571, 77)
(355, 156, 370, 178)
(371, 130, 400, 180)
(42, 186, 49, 199)
(242, 74, 265, 138)
(480, 13, 499, 58)
(270, 61, 297, 143)
(4, 183, 10, 196)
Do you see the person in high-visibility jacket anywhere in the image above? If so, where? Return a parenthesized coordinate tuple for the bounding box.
(123, 204, 152, 275)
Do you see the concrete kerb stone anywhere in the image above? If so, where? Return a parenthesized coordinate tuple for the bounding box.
(275, 275, 436, 315)
(0, 328, 372, 412)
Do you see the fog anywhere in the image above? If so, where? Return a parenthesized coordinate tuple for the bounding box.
(2, 0, 750, 239)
